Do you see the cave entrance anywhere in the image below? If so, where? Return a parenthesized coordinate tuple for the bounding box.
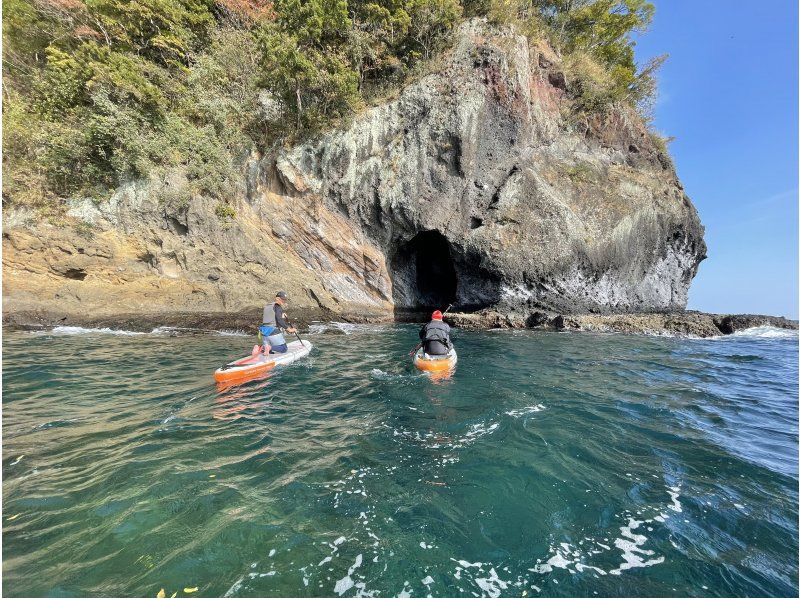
(391, 230, 457, 311)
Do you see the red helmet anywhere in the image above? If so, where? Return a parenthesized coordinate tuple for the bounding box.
(431, 310, 443, 320)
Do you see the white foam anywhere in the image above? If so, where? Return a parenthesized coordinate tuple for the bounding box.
(334, 554, 363, 596)
(728, 326, 798, 339)
(452, 559, 482, 568)
(392, 420, 499, 451)
(331, 322, 358, 335)
(48, 326, 145, 336)
(609, 518, 665, 575)
(462, 422, 499, 444)
(334, 576, 354, 595)
(575, 563, 607, 575)
(370, 369, 407, 381)
(309, 322, 390, 336)
(223, 576, 244, 597)
(530, 544, 573, 573)
(475, 568, 509, 597)
(667, 486, 682, 513)
(530, 505, 670, 581)
(505, 404, 546, 418)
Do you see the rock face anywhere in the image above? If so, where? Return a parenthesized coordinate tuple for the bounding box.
(276, 19, 706, 314)
(3, 19, 706, 324)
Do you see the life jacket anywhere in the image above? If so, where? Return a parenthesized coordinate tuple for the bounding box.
(262, 302, 277, 326)
(422, 320, 451, 348)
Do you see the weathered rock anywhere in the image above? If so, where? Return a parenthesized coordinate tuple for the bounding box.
(712, 314, 798, 335)
(1, 307, 392, 334)
(278, 19, 706, 314)
(3, 19, 706, 326)
(3, 169, 393, 320)
(444, 309, 798, 338)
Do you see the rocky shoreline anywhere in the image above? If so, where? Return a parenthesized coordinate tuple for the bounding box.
(3, 308, 796, 338)
(0, 308, 387, 334)
(445, 310, 798, 337)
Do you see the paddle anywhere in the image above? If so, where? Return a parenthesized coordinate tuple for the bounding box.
(284, 316, 306, 348)
(408, 304, 453, 356)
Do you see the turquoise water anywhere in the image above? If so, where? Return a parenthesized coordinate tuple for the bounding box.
(3, 324, 798, 596)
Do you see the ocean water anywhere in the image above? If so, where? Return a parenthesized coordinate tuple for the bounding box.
(2, 324, 798, 597)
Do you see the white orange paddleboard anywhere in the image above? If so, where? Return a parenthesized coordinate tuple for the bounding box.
(412, 347, 457, 373)
(214, 340, 312, 385)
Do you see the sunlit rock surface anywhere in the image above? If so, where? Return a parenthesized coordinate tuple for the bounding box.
(3, 19, 706, 326)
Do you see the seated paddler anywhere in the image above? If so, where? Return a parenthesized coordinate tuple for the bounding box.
(419, 310, 452, 356)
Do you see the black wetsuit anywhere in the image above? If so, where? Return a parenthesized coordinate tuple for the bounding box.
(419, 320, 452, 356)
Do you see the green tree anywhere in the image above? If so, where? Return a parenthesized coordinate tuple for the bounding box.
(405, 0, 462, 60)
(347, 2, 410, 91)
(256, 0, 360, 132)
(2, 0, 668, 213)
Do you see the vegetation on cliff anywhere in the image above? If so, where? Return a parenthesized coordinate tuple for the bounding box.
(3, 0, 661, 212)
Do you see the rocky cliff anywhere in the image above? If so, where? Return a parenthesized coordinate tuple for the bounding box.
(3, 19, 706, 327)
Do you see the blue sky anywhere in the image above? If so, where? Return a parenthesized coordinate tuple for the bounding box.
(633, 1, 798, 318)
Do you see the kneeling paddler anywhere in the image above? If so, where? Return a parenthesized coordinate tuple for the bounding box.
(259, 291, 296, 354)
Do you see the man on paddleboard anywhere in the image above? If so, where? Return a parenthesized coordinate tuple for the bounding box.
(419, 310, 452, 356)
(260, 291, 296, 354)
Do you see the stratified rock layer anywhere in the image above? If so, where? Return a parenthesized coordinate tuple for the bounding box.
(3, 19, 706, 324)
(276, 19, 706, 314)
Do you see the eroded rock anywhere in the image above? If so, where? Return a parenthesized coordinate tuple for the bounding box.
(4, 19, 707, 326)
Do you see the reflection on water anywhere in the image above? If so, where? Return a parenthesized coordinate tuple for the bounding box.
(3, 324, 798, 596)
(214, 374, 275, 419)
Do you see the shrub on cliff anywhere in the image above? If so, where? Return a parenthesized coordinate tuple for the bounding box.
(2, 0, 664, 213)
(3, 0, 219, 205)
(2, 0, 463, 209)
(480, 0, 663, 115)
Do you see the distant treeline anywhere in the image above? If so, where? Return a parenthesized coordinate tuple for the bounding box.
(3, 0, 662, 211)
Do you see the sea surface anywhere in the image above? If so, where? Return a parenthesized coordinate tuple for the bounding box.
(2, 324, 798, 597)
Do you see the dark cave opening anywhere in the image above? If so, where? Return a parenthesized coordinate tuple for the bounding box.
(63, 268, 88, 281)
(391, 230, 458, 311)
(415, 232, 458, 308)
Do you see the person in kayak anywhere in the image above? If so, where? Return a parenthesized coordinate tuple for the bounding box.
(260, 291, 296, 354)
(419, 310, 452, 356)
